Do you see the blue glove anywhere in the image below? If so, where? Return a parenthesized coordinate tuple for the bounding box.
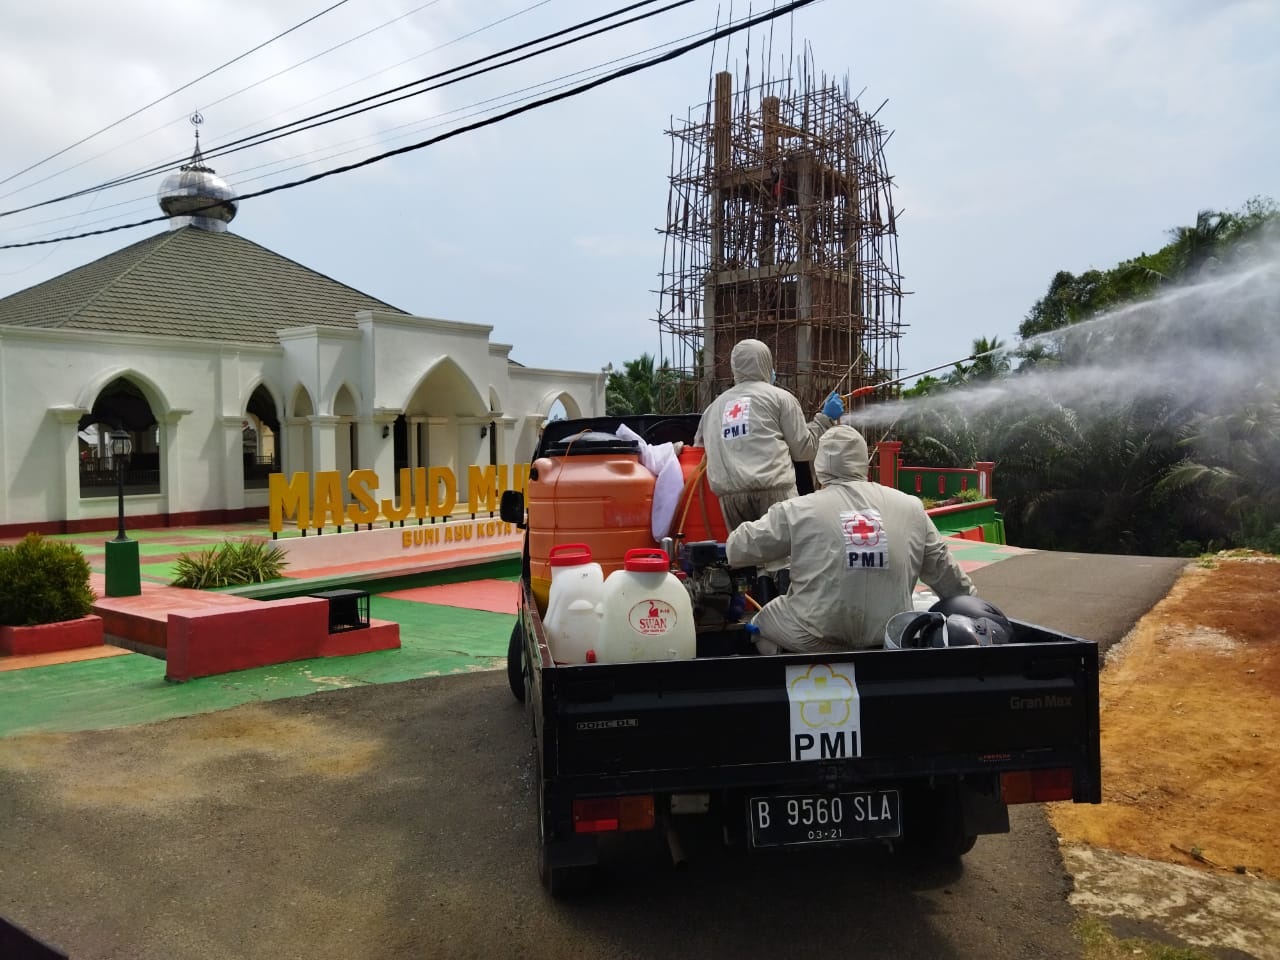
(822, 391, 844, 419)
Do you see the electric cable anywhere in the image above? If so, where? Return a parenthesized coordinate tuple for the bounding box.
(2, 0, 819, 249)
(0, 0, 457, 203)
(7, 13, 727, 241)
(0, 0, 355, 190)
(0, 0, 686, 219)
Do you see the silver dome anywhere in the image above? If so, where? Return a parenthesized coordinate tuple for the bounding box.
(157, 142, 237, 232)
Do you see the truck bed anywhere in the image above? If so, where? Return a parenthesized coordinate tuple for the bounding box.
(521, 583, 1101, 802)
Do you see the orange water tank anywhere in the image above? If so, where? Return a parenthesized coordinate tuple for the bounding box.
(527, 431, 656, 614)
(672, 445, 729, 543)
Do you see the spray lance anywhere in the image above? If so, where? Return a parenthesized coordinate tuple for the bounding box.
(840, 352, 980, 402)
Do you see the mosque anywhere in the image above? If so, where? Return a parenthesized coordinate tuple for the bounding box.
(0, 141, 605, 538)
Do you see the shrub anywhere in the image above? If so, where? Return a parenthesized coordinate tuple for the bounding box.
(0, 533, 96, 626)
(171, 538, 288, 589)
(955, 487, 985, 503)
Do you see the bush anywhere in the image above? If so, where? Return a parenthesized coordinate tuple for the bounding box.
(0, 533, 96, 626)
(171, 538, 288, 589)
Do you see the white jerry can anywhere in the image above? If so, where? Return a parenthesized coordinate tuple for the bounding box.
(595, 548, 695, 663)
(543, 543, 604, 665)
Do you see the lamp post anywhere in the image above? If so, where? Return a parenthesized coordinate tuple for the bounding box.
(111, 429, 130, 541)
(104, 428, 141, 597)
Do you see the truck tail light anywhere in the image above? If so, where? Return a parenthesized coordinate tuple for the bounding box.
(1000, 768, 1074, 804)
(572, 795, 655, 833)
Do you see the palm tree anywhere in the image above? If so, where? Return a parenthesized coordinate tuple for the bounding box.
(605, 353, 686, 416)
(992, 396, 1186, 553)
(1167, 209, 1233, 279)
(1160, 385, 1280, 551)
(947, 336, 1010, 386)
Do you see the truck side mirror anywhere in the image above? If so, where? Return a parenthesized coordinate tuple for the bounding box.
(500, 489, 526, 528)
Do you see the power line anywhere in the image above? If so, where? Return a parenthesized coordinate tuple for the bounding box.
(0, 0, 356, 190)
(0, 0, 460, 204)
(7, 15, 727, 242)
(1, 0, 820, 250)
(0, 0, 686, 220)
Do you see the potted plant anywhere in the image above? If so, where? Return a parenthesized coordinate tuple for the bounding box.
(170, 538, 288, 589)
(0, 533, 103, 656)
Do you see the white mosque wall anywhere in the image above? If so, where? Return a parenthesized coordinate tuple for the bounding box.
(0, 313, 606, 533)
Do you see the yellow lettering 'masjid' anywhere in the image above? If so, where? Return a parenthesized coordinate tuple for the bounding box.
(269, 464, 521, 531)
(312, 471, 345, 529)
(428, 467, 457, 519)
(347, 469, 379, 525)
(381, 468, 414, 523)
(268, 472, 310, 532)
(468, 465, 497, 514)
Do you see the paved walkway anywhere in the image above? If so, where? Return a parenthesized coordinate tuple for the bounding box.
(0, 550, 1191, 960)
(0, 524, 1027, 737)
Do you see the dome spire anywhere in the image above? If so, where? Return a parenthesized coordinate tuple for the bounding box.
(157, 112, 238, 232)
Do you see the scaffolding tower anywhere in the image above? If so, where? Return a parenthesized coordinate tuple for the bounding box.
(656, 64, 904, 415)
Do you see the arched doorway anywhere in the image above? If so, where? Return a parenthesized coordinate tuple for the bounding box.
(77, 377, 160, 497)
(242, 384, 280, 490)
(399, 359, 488, 507)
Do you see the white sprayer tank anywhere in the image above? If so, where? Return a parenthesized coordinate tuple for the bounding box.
(596, 548, 696, 663)
(543, 543, 604, 665)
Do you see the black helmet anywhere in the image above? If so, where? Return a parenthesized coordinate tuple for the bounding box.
(929, 595, 1011, 624)
(884, 604, 1013, 650)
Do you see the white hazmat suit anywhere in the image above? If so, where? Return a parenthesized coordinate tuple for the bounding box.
(694, 339, 836, 529)
(726, 425, 976, 653)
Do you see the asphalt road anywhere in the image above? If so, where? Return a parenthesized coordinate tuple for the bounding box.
(0, 551, 1188, 960)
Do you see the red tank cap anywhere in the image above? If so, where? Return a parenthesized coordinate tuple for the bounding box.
(623, 548, 669, 572)
(549, 543, 593, 566)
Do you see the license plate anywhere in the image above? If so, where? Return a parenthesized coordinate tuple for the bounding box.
(749, 790, 901, 847)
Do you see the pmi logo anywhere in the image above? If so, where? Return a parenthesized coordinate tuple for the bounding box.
(786, 663, 863, 761)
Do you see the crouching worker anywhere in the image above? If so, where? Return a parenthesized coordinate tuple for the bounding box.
(726, 425, 976, 654)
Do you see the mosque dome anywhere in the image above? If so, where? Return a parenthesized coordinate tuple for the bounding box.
(157, 132, 237, 232)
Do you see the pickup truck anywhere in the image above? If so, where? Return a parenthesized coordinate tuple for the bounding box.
(500, 414, 1101, 897)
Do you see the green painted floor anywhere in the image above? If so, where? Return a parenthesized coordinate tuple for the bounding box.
(0, 571, 520, 739)
(0, 527, 1027, 740)
(43, 523, 322, 584)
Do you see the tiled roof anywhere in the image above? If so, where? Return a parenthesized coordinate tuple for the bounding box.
(0, 227, 407, 343)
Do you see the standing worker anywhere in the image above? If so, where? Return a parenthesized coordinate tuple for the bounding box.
(694, 338, 844, 529)
(726, 425, 976, 653)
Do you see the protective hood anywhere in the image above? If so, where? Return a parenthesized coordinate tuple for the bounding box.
(814, 424, 869, 484)
(730, 339, 774, 385)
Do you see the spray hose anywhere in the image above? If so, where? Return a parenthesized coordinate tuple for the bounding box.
(840, 353, 979, 403)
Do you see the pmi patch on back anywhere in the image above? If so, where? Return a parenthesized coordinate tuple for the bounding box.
(786, 663, 862, 760)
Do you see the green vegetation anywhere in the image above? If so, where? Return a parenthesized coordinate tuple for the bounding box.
(893, 197, 1280, 556)
(602, 199, 1279, 557)
(171, 538, 288, 589)
(1074, 916, 1215, 960)
(605, 352, 692, 415)
(0, 533, 96, 626)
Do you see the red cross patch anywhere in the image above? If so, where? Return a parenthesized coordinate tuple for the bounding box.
(722, 397, 750, 424)
(842, 512, 881, 546)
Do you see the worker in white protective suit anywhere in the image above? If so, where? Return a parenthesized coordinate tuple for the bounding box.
(694, 339, 844, 530)
(726, 425, 976, 653)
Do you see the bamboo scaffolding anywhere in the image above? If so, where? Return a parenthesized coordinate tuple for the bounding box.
(655, 54, 903, 414)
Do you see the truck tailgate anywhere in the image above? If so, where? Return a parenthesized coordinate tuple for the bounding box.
(539, 628, 1099, 801)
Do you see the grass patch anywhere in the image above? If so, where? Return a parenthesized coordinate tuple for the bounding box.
(1075, 917, 1216, 960)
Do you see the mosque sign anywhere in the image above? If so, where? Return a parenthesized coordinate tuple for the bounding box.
(268, 464, 529, 534)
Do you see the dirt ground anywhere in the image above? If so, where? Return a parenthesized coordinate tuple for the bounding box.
(1048, 553, 1280, 956)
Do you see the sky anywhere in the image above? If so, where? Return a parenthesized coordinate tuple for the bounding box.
(0, 0, 1276, 386)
